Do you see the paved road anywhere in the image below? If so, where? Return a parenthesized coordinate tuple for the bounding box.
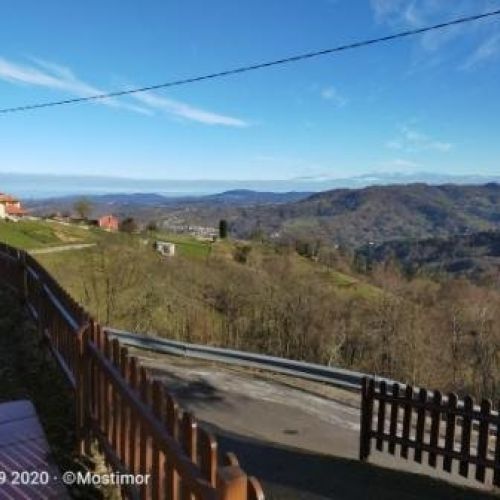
(134, 350, 496, 500)
(29, 243, 96, 254)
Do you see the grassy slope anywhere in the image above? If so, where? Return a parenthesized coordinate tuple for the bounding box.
(0, 219, 99, 249)
(7, 220, 370, 300)
(37, 227, 381, 316)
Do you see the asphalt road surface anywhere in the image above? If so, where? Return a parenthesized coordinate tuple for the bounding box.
(133, 349, 497, 500)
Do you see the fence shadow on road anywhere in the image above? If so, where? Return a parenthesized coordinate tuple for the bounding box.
(146, 366, 227, 406)
(212, 427, 496, 500)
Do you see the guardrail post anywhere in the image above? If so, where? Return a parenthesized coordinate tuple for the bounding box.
(216, 465, 247, 500)
(359, 377, 374, 462)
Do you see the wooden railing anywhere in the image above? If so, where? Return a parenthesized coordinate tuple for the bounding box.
(360, 377, 500, 487)
(0, 243, 265, 500)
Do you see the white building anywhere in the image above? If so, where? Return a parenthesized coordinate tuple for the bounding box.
(154, 241, 176, 257)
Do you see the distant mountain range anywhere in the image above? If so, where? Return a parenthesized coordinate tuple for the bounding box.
(3, 171, 500, 199)
(26, 189, 312, 216)
(25, 182, 500, 251)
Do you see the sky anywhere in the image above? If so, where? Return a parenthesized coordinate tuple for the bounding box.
(0, 0, 500, 182)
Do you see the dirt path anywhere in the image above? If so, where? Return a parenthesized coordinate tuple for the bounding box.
(29, 243, 96, 254)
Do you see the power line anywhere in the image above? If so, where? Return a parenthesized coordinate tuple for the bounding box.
(1, 8, 500, 115)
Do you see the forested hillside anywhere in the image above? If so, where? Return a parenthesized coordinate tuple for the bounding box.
(357, 231, 500, 281)
(227, 183, 500, 246)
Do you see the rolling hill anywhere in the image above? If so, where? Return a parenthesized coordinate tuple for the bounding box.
(226, 183, 500, 246)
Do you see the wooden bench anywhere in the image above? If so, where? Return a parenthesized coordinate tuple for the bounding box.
(0, 400, 69, 499)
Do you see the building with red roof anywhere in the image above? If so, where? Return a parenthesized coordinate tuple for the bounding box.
(0, 193, 27, 219)
(97, 214, 119, 231)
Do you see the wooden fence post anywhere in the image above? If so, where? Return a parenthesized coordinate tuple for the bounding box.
(216, 466, 247, 500)
(75, 325, 89, 455)
(494, 400, 500, 488)
(359, 377, 374, 461)
(475, 399, 491, 482)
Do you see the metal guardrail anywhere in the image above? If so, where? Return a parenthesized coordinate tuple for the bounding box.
(105, 327, 396, 392)
(105, 328, 499, 418)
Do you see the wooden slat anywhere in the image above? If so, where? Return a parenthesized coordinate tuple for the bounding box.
(129, 356, 139, 476)
(216, 466, 247, 500)
(475, 399, 491, 483)
(139, 367, 152, 500)
(428, 390, 442, 468)
(359, 377, 374, 461)
(152, 380, 166, 500)
(414, 388, 427, 464)
(199, 428, 218, 486)
(182, 412, 198, 500)
(119, 346, 130, 467)
(103, 334, 112, 444)
(459, 395, 473, 477)
(166, 394, 180, 500)
(388, 383, 399, 455)
(375, 381, 387, 451)
(112, 339, 121, 454)
(400, 384, 413, 459)
(97, 325, 105, 440)
(248, 476, 265, 500)
(443, 393, 457, 473)
(494, 402, 500, 487)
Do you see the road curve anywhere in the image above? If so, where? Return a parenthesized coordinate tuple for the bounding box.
(133, 349, 494, 500)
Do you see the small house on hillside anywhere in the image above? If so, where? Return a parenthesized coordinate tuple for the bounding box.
(154, 241, 176, 257)
(0, 193, 27, 219)
(96, 214, 119, 231)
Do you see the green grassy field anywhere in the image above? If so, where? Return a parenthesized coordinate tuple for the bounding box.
(0, 219, 98, 249)
(150, 231, 213, 258)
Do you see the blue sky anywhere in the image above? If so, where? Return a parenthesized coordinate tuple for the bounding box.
(0, 0, 499, 181)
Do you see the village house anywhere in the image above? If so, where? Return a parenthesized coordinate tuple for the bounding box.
(0, 193, 27, 219)
(96, 214, 119, 231)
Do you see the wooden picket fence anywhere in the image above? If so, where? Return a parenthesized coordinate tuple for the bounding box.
(0, 243, 265, 500)
(360, 377, 500, 487)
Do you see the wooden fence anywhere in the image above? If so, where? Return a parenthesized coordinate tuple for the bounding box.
(360, 377, 500, 487)
(0, 243, 265, 500)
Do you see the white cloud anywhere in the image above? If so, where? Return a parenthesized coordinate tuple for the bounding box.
(461, 33, 500, 69)
(133, 91, 248, 127)
(0, 56, 150, 114)
(386, 125, 453, 153)
(370, 0, 500, 68)
(320, 86, 348, 107)
(0, 56, 248, 126)
(371, 0, 408, 24)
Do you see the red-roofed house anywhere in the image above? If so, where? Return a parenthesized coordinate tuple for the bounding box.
(0, 193, 27, 219)
(97, 214, 119, 231)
